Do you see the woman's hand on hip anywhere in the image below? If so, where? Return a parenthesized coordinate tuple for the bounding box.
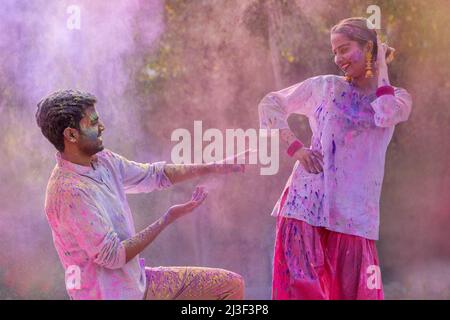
(294, 148, 324, 174)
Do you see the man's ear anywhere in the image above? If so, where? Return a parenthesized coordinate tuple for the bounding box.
(63, 127, 79, 143)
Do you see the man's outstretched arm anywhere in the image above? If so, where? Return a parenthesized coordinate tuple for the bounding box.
(108, 149, 248, 191)
(163, 150, 251, 185)
(163, 163, 241, 185)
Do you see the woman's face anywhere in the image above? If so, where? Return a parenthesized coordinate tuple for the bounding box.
(331, 32, 369, 79)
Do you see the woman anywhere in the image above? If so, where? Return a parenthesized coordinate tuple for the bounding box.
(258, 17, 412, 300)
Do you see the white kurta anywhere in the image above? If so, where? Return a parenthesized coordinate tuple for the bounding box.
(44, 149, 172, 299)
(259, 74, 412, 240)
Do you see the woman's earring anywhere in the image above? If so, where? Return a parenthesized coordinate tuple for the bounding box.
(365, 51, 374, 78)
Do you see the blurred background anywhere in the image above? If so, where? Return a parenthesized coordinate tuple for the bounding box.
(0, 0, 449, 299)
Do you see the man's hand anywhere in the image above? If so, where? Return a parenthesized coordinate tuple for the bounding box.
(123, 186, 208, 263)
(294, 147, 324, 174)
(165, 186, 208, 224)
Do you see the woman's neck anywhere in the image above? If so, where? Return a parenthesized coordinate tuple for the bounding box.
(351, 72, 378, 94)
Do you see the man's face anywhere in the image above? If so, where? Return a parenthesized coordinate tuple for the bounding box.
(77, 106, 105, 156)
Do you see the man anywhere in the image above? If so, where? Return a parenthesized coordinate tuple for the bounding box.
(36, 89, 245, 300)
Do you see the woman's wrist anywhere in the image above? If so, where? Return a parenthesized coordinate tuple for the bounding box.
(287, 140, 304, 157)
(377, 65, 390, 87)
(376, 64, 393, 95)
(376, 85, 395, 97)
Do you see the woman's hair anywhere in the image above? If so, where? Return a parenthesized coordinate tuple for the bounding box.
(331, 17, 395, 63)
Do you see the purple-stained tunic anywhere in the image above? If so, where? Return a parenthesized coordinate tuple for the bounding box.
(259, 75, 412, 240)
(44, 149, 172, 299)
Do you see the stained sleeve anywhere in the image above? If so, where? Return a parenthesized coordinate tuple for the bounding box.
(370, 87, 413, 127)
(258, 76, 322, 130)
(108, 151, 173, 194)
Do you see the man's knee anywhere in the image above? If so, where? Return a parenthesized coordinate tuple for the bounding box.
(225, 271, 245, 300)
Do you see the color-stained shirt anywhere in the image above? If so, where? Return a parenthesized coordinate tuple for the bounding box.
(259, 74, 412, 240)
(44, 149, 172, 299)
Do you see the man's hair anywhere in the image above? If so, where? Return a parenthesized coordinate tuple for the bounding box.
(36, 89, 97, 152)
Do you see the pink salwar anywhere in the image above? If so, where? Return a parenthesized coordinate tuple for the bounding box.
(272, 188, 384, 300)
